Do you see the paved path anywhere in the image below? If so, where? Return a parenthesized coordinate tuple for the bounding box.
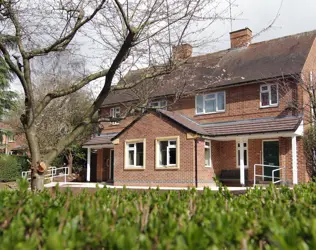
(45, 182, 250, 191)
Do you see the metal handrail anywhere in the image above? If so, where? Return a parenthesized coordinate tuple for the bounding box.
(21, 166, 69, 183)
(254, 164, 286, 186)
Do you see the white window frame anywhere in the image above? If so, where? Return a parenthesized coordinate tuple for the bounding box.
(110, 107, 120, 125)
(124, 139, 146, 169)
(260, 84, 279, 108)
(195, 91, 226, 115)
(7, 135, 15, 142)
(236, 141, 249, 169)
(155, 136, 180, 169)
(205, 140, 212, 168)
(149, 100, 167, 110)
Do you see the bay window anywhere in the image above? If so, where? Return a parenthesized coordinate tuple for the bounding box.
(196, 91, 225, 114)
(125, 139, 145, 169)
(260, 84, 278, 107)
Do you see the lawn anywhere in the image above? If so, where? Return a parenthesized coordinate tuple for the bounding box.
(0, 180, 315, 249)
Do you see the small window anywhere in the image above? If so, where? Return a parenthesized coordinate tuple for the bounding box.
(260, 84, 278, 107)
(8, 135, 15, 142)
(205, 141, 212, 167)
(149, 100, 167, 110)
(125, 140, 145, 168)
(196, 92, 225, 114)
(156, 137, 179, 168)
(237, 142, 248, 168)
(110, 107, 120, 125)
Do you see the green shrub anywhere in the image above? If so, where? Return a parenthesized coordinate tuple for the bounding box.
(0, 154, 21, 181)
(0, 182, 315, 249)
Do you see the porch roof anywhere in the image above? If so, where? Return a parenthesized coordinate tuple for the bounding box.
(202, 116, 302, 137)
(83, 132, 117, 148)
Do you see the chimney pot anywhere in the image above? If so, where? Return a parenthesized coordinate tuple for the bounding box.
(172, 44, 192, 60)
(230, 28, 252, 48)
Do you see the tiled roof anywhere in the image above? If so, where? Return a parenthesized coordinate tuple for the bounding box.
(83, 133, 117, 146)
(103, 30, 316, 106)
(157, 110, 208, 135)
(202, 116, 302, 136)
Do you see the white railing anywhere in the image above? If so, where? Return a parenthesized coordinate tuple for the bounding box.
(254, 164, 286, 186)
(21, 166, 69, 183)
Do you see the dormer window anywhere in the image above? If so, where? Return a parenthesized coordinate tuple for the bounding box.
(195, 91, 225, 115)
(149, 100, 167, 110)
(110, 107, 120, 125)
(260, 84, 278, 108)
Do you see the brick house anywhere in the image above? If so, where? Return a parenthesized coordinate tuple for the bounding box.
(0, 122, 27, 155)
(83, 28, 316, 187)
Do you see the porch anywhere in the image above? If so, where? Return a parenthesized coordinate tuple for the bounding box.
(82, 133, 117, 183)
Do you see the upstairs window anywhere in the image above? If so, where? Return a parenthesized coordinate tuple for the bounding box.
(125, 140, 145, 169)
(260, 84, 278, 107)
(149, 100, 167, 110)
(110, 107, 120, 125)
(196, 92, 225, 114)
(8, 135, 15, 142)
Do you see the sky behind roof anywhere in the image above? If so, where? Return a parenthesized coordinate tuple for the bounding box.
(207, 0, 316, 53)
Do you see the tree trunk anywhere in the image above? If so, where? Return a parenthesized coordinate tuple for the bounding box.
(66, 150, 73, 175)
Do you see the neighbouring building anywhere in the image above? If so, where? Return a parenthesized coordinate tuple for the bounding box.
(0, 122, 27, 155)
(83, 28, 316, 187)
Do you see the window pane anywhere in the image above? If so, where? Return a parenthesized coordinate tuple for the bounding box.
(128, 150, 134, 165)
(271, 85, 278, 104)
(205, 148, 210, 166)
(136, 143, 143, 166)
(169, 148, 176, 164)
(205, 141, 210, 147)
(244, 149, 247, 166)
(237, 150, 240, 166)
(261, 92, 269, 106)
(128, 144, 135, 148)
(196, 95, 204, 113)
(160, 141, 168, 165)
(169, 140, 176, 145)
(217, 92, 225, 110)
(261, 85, 268, 91)
(206, 94, 216, 99)
(205, 99, 216, 113)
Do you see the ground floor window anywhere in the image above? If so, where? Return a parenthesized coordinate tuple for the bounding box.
(125, 139, 145, 168)
(237, 141, 248, 168)
(205, 141, 212, 167)
(156, 137, 180, 168)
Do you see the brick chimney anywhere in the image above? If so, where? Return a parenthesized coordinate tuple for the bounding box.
(230, 28, 252, 48)
(172, 44, 192, 60)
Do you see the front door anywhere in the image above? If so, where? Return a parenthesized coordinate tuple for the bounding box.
(263, 141, 279, 181)
(110, 149, 114, 181)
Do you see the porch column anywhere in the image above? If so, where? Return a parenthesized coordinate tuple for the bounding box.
(239, 138, 245, 186)
(291, 136, 298, 184)
(87, 147, 91, 182)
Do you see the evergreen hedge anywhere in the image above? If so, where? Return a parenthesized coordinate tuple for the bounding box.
(0, 154, 21, 181)
(0, 181, 315, 249)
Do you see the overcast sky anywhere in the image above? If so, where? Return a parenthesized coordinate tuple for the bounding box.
(207, 0, 316, 52)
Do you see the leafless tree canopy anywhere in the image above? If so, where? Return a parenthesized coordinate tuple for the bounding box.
(0, 0, 231, 189)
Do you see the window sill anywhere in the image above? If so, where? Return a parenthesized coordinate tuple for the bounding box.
(259, 105, 279, 109)
(205, 166, 212, 168)
(155, 166, 179, 170)
(124, 167, 145, 171)
(195, 110, 225, 116)
(236, 166, 249, 169)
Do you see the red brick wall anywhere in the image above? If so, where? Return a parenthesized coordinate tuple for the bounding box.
(114, 113, 196, 187)
(196, 139, 216, 187)
(170, 81, 297, 124)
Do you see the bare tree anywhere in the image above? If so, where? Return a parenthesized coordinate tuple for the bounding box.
(0, 0, 231, 190)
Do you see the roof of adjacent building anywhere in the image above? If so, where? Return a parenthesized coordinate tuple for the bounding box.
(103, 29, 316, 106)
(83, 132, 118, 147)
